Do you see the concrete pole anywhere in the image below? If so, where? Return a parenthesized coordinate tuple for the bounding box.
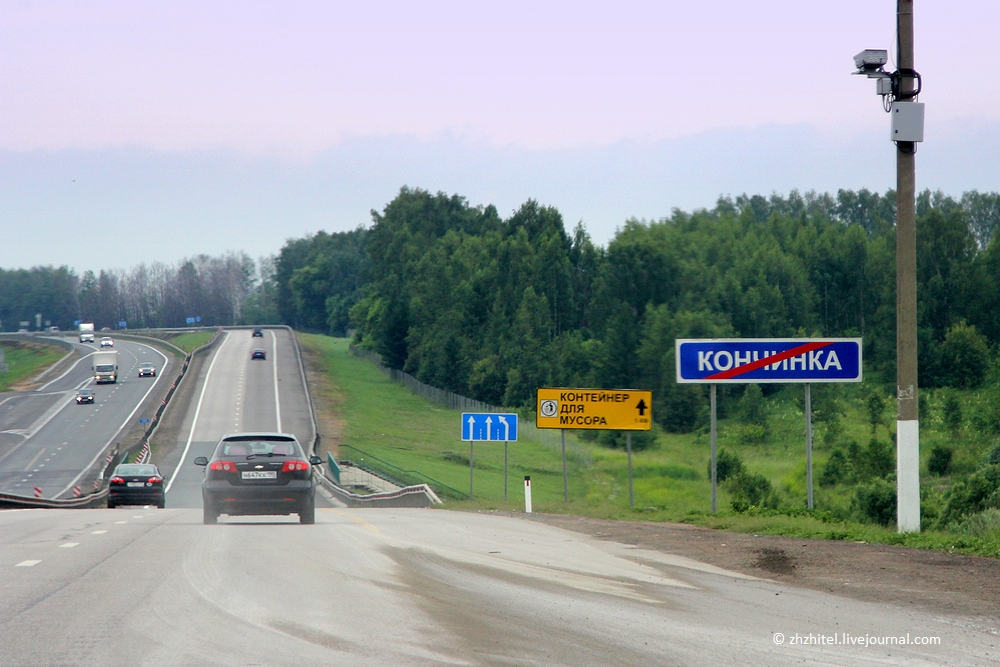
(626, 432, 634, 508)
(805, 383, 814, 510)
(896, 0, 921, 533)
(710, 384, 718, 513)
(561, 429, 569, 503)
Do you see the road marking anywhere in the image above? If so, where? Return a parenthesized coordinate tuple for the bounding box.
(91, 530, 107, 534)
(15, 560, 41, 567)
(59, 542, 79, 548)
(132, 515, 144, 519)
(165, 332, 229, 494)
(271, 329, 282, 432)
(115, 520, 127, 524)
(23, 447, 47, 471)
(322, 508, 379, 533)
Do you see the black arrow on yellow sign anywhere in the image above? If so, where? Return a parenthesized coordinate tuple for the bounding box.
(636, 399, 648, 416)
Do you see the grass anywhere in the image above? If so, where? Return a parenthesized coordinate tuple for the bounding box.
(0, 340, 66, 391)
(161, 331, 215, 353)
(299, 333, 1000, 559)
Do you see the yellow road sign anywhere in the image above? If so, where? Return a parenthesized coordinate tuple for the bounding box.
(536, 388, 652, 430)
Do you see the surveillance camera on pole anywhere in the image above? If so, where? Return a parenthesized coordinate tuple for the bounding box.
(852, 1, 922, 534)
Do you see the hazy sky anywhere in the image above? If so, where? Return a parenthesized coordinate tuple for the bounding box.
(2, 1, 998, 271)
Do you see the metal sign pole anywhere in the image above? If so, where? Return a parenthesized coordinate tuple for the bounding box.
(504, 440, 509, 502)
(805, 383, 814, 510)
(469, 441, 474, 501)
(710, 384, 718, 513)
(561, 429, 568, 503)
(626, 431, 634, 508)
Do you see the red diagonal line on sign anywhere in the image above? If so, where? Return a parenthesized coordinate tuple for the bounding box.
(704, 341, 834, 380)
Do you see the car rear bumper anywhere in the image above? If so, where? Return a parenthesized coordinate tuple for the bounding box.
(110, 489, 164, 504)
(203, 479, 315, 516)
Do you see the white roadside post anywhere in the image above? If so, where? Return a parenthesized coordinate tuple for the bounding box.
(524, 476, 532, 513)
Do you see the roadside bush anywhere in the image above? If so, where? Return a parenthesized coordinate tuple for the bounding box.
(927, 445, 953, 476)
(820, 448, 848, 486)
(861, 437, 895, 480)
(955, 507, 1000, 538)
(937, 464, 1000, 527)
(735, 423, 767, 446)
(983, 442, 1000, 467)
(728, 471, 778, 512)
(852, 478, 897, 526)
(738, 384, 768, 430)
(866, 390, 886, 434)
(597, 430, 656, 451)
(942, 391, 963, 433)
(709, 448, 745, 483)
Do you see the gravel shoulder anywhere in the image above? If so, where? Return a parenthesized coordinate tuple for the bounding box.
(518, 512, 1000, 620)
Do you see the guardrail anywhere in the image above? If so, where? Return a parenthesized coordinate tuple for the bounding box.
(338, 444, 468, 500)
(316, 474, 441, 508)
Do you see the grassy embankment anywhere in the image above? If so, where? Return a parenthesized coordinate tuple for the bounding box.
(158, 331, 215, 353)
(300, 333, 1000, 558)
(0, 341, 66, 392)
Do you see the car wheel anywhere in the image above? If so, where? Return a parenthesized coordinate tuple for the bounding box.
(299, 498, 315, 524)
(203, 505, 218, 524)
(107, 499, 115, 509)
(157, 498, 165, 509)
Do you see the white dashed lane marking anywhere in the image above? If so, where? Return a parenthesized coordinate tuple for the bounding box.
(59, 543, 79, 548)
(92, 530, 107, 534)
(16, 560, 41, 567)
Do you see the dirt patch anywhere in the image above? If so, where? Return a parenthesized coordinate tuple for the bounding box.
(519, 513, 1000, 620)
(299, 341, 345, 460)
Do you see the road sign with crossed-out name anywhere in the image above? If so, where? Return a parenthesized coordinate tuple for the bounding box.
(462, 413, 518, 442)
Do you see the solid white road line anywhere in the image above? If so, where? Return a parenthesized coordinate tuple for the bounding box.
(271, 329, 282, 433)
(164, 331, 230, 494)
(36, 350, 97, 392)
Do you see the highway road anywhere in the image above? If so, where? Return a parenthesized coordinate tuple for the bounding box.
(0, 329, 995, 665)
(0, 338, 170, 498)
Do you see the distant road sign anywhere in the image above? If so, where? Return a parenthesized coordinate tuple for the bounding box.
(139, 418, 151, 424)
(186, 317, 195, 324)
(118, 321, 127, 328)
(675, 338, 863, 384)
(462, 413, 518, 441)
(536, 388, 652, 430)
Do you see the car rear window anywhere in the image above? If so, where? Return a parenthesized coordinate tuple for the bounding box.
(116, 465, 157, 476)
(216, 437, 300, 458)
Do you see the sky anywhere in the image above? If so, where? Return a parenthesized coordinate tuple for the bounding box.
(1, 1, 998, 272)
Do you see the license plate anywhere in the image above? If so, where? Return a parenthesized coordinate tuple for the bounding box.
(127, 482, 145, 487)
(241, 471, 277, 480)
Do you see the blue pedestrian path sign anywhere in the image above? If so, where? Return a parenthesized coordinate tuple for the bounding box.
(676, 338, 862, 384)
(462, 413, 519, 442)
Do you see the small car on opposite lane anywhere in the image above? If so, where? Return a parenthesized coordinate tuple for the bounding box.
(138, 362, 156, 377)
(76, 388, 95, 404)
(251, 348, 266, 360)
(100, 337, 114, 347)
(252, 327, 264, 337)
(108, 463, 165, 508)
(195, 433, 322, 524)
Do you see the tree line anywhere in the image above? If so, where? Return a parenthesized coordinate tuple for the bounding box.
(0, 252, 280, 332)
(277, 187, 1000, 432)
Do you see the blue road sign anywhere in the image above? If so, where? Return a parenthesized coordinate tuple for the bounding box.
(139, 418, 151, 424)
(118, 321, 127, 328)
(676, 338, 862, 384)
(186, 317, 195, 324)
(462, 413, 518, 442)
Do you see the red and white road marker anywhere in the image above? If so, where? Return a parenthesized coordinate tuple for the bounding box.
(33, 487, 42, 498)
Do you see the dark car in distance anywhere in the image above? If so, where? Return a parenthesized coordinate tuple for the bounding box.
(195, 433, 322, 524)
(252, 328, 263, 337)
(76, 388, 95, 404)
(108, 463, 165, 508)
(251, 348, 266, 360)
(138, 362, 156, 377)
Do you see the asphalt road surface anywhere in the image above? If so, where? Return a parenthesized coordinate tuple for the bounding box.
(0, 338, 170, 498)
(0, 330, 995, 665)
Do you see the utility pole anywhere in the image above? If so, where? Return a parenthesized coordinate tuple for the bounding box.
(895, 0, 920, 533)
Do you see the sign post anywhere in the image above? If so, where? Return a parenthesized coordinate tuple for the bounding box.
(462, 412, 519, 502)
(677, 338, 862, 512)
(537, 388, 653, 504)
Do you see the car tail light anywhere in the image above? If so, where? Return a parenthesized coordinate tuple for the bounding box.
(148, 476, 162, 483)
(209, 461, 236, 472)
(110, 476, 124, 483)
(281, 460, 310, 472)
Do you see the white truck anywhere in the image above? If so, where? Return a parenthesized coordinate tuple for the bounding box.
(92, 350, 119, 384)
(79, 322, 95, 343)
